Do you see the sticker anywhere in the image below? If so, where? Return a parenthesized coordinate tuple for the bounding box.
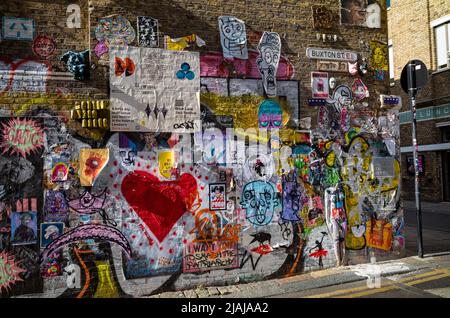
(2, 17, 35, 41)
(218, 16, 248, 60)
(311, 72, 329, 98)
(158, 150, 175, 179)
(40, 222, 64, 248)
(308, 98, 327, 107)
(209, 183, 227, 211)
(11, 211, 38, 245)
(51, 157, 69, 182)
(32, 35, 57, 59)
(352, 78, 369, 101)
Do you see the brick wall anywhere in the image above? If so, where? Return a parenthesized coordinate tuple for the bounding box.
(0, 0, 405, 298)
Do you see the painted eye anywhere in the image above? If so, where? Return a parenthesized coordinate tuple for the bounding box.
(260, 121, 269, 127)
(273, 121, 282, 127)
(225, 27, 231, 33)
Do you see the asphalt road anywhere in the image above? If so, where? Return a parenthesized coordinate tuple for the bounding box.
(403, 201, 450, 255)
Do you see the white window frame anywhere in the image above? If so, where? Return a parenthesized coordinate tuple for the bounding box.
(388, 39, 394, 82)
(431, 14, 450, 70)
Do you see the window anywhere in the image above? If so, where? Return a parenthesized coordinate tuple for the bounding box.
(388, 41, 394, 81)
(434, 21, 450, 69)
(443, 126, 450, 143)
(386, 0, 390, 9)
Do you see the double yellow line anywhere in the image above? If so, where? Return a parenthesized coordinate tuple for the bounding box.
(306, 268, 450, 298)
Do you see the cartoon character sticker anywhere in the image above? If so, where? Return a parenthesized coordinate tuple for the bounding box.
(218, 16, 248, 60)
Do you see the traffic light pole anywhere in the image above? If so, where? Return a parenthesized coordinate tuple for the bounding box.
(407, 62, 424, 258)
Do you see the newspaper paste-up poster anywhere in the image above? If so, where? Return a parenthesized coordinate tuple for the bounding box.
(110, 46, 201, 132)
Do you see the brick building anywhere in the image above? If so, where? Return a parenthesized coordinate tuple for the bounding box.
(0, 1, 404, 298)
(388, 0, 450, 202)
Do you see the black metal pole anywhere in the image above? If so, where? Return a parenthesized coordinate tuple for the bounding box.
(407, 62, 424, 258)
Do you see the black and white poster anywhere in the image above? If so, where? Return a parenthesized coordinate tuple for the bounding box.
(137, 16, 159, 48)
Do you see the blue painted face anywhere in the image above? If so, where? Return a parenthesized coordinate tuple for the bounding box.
(258, 100, 282, 129)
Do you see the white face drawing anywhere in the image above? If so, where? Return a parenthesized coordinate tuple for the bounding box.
(256, 32, 281, 97)
(218, 16, 248, 59)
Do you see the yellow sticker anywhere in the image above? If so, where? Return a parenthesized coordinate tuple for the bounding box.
(158, 151, 175, 179)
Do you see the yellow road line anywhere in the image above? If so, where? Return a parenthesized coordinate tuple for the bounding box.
(337, 285, 397, 298)
(405, 272, 450, 286)
(306, 268, 450, 298)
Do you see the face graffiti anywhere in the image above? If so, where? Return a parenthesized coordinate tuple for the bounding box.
(240, 181, 279, 226)
(256, 32, 281, 97)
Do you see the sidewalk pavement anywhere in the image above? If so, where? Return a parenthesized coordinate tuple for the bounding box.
(145, 253, 450, 298)
(404, 200, 450, 215)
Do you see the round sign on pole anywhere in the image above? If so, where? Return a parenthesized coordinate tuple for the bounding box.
(400, 59, 428, 94)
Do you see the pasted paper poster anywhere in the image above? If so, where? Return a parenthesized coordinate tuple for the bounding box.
(218, 16, 248, 60)
(79, 148, 109, 186)
(110, 46, 201, 132)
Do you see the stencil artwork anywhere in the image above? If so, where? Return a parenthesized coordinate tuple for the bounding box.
(137, 17, 158, 48)
(370, 40, 388, 71)
(258, 99, 283, 129)
(312, 6, 334, 29)
(79, 149, 109, 186)
(94, 15, 135, 47)
(256, 32, 281, 97)
(218, 16, 248, 60)
(11, 211, 37, 246)
(66, 188, 106, 214)
(110, 47, 201, 132)
(340, 0, 381, 28)
(60, 50, 90, 80)
(2, 17, 34, 41)
(241, 181, 279, 226)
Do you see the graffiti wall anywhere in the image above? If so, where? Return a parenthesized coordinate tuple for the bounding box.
(0, 0, 402, 298)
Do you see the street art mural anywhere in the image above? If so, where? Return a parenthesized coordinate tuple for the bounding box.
(0, 5, 403, 299)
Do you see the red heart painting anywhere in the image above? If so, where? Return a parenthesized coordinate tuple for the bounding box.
(121, 171, 198, 243)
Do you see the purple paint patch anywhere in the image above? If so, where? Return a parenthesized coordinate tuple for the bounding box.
(95, 40, 109, 58)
